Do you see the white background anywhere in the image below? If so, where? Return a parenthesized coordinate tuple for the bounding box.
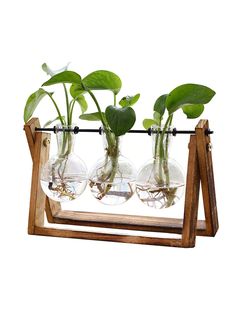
(0, 0, 235, 313)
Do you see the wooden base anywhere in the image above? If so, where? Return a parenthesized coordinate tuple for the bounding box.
(24, 118, 219, 248)
(53, 210, 207, 235)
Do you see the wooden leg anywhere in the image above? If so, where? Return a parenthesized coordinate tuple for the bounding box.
(196, 120, 219, 236)
(182, 135, 200, 247)
(28, 132, 50, 233)
(24, 118, 61, 223)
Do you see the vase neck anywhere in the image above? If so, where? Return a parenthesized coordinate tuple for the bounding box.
(151, 124, 173, 160)
(55, 124, 75, 157)
(101, 127, 123, 157)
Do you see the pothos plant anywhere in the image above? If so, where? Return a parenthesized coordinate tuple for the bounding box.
(24, 63, 139, 200)
(76, 73, 140, 201)
(24, 63, 89, 158)
(142, 83, 215, 207)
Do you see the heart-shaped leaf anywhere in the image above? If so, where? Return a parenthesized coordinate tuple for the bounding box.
(119, 93, 140, 107)
(182, 104, 204, 118)
(154, 94, 167, 117)
(42, 71, 83, 87)
(24, 88, 51, 123)
(153, 111, 162, 124)
(166, 83, 215, 114)
(70, 83, 85, 98)
(83, 70, 122, 95)
(143, 119, 156, 130)
(105, 106, 136, 136)
(79, 112, 105, 121)
(76, 95, 88, 114)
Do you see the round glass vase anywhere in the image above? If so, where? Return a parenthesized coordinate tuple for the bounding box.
(89, 128, 137, 205)
(40, 124, 87, 202)
(136, 125, 185, 209)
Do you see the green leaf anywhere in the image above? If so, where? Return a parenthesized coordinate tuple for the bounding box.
(153, 111, 162, 124)
(24, 88, 51, 123)
(42, 71, 83, 87)
(79, 112, 105, 121)
(70, 83, 84, 98)
(119, 93, 140, 107)
(82, 70, 122, 95)
(143, 119, 156, 130)
(76, 95, 88, 114)
(154, 94, 167, 116)
(43, 116, 66, 127)
(182, 104, 204, 119)
(105, 106, 136, 136)
(42, 62, 70, 76)
(166, 83, 215, 114)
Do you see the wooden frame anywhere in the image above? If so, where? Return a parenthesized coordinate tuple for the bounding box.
(24, 118, 218, 248)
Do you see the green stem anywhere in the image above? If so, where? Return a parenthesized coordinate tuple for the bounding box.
(153, 115, 173, 185)
(63, 83, 70, 125)
(69, 98, 76, 124)
(153, 122, 162, 183)
(87, 89, 115, 149)
(44, 90, 64, 125)
(153, 120, 161, 159)
(86, 89, 119, 199)
(103, 136, 119, 196)
(158, 115, 172, 157)
(114, 93, 117, 106)
(164, 114, 173, 159)
(162, 115, 173, 186)
(87, 90, 107, 126)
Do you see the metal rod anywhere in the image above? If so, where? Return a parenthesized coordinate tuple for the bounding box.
(35, 127, 213, 136)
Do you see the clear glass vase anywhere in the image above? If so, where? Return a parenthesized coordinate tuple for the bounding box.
(89, 128, 137, 205)
(136, 125, 185, 209)
(40, 124, 87, 202)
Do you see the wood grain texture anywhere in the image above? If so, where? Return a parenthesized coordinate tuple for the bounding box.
(24, 117, 40, 159)
(54, 210, 206, 235)
(196, 120, 219, 236)
(182, 135, 200, 247)
(34, 226, 183, 247)
(45, 197, 60, 220)
(28, 132, 50, 233)
(24, 118, 61, 223)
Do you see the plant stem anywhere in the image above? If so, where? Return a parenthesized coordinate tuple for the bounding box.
(153, 115, 173, 186)
(164, 114, 173, 160)
(44, 90, 64, 125)
(159, 116, 171, 156)
(102, 136, 119, 197)
(87, 89, 115, 149)
(69, 98, 76, 124)
(86, 89, 120, 199)
(46, 85, 74, 200)
(87, 90, 107, 126)
(153, 120, 161, 159)
(162, 115, 172, 183)
(63, 83, 70, 125)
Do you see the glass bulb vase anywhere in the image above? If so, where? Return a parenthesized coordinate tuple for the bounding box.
(136, 125, 185, 209)
(89, 128, 137, 205)
(40, 125, 87, 202)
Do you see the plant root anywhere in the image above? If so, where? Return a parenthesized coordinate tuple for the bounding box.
(48, 181, 77, 200)
(136, 183, 182, 209)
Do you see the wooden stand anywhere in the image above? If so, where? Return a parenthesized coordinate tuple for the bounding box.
(24, 118, 218, 248)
